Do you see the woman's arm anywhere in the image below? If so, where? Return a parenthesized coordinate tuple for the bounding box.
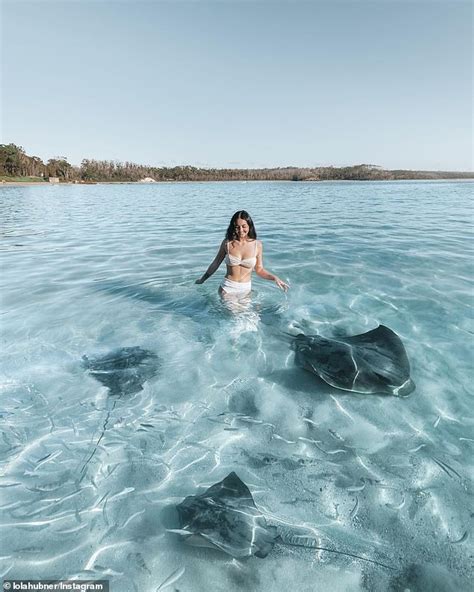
(254, 241, 289, 291)
(195, 240, 226, 284)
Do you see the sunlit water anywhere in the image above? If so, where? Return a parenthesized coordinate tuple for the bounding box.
(0, 181, 472, 591)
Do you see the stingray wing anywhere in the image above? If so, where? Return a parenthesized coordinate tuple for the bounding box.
(294, 326, 415, 395)
(176, 472, 277, 558)
(345, 325, 414, 394)
(294, 335, 358, 390)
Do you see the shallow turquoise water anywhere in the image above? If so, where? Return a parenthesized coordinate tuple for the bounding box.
(0, 181, 472, 591)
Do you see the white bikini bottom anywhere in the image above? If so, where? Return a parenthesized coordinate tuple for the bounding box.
(220, 277, 251, 296)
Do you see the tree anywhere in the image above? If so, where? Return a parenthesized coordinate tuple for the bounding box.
(47, 157, 71, 179)
(0, 143, 25, 175)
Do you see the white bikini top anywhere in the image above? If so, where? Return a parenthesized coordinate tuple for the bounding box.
(225, 240, 257, 269)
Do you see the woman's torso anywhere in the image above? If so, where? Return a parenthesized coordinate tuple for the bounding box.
(224, 239, 258, 282)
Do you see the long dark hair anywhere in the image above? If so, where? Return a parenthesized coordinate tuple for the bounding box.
(225, 210, 257, 241)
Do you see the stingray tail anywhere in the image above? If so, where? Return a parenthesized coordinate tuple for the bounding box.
(77, 397, 118, 481)
(277, 529, 394, 570)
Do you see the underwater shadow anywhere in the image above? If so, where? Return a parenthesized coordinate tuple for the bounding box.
(92, 278, 229, 325)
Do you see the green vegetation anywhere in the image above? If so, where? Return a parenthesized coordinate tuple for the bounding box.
(1, 143, 472, 183)
(0, 175, 47, 183)
(0, 144, 71, 181)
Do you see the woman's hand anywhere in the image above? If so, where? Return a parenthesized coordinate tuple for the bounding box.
(274, 276, 289, 292)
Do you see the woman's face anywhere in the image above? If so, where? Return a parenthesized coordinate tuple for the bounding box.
(234, 218, 249, 239)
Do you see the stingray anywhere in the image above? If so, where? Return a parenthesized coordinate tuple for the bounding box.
(165, 471, 277, 558)
(163, 472, 393, 568)
(293, 324, 415, 396)
(79, 347, 159, 478)
(82, 346, 160, 396)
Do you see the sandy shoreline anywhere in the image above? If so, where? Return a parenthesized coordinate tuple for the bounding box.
(1, 182, 54, 186)
(0, 181, 135, 187)
(1, 178, 473, 187)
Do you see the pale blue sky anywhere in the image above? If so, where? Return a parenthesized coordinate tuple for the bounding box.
(1, 0, 472, 170)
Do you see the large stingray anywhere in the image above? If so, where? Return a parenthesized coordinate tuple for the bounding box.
(79, 347, 159, 477)
(164, 472, 393, 568)
(293, 325, 415, 396)
(166, 472, 278, 558)
(82, 346, 159, 396)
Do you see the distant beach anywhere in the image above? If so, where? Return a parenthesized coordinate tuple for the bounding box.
(1, 144, 473, 186)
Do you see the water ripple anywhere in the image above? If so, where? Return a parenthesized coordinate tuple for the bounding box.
(0, 181, 472, 591)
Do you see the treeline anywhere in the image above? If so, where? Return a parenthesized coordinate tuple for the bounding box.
(0, 144, 72, 179)
(1, 143, 472, 182)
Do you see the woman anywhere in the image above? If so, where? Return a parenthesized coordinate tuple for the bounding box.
(195, 210, 289, 298)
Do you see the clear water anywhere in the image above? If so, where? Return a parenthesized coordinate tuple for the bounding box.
(0, 181, 472, 591)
